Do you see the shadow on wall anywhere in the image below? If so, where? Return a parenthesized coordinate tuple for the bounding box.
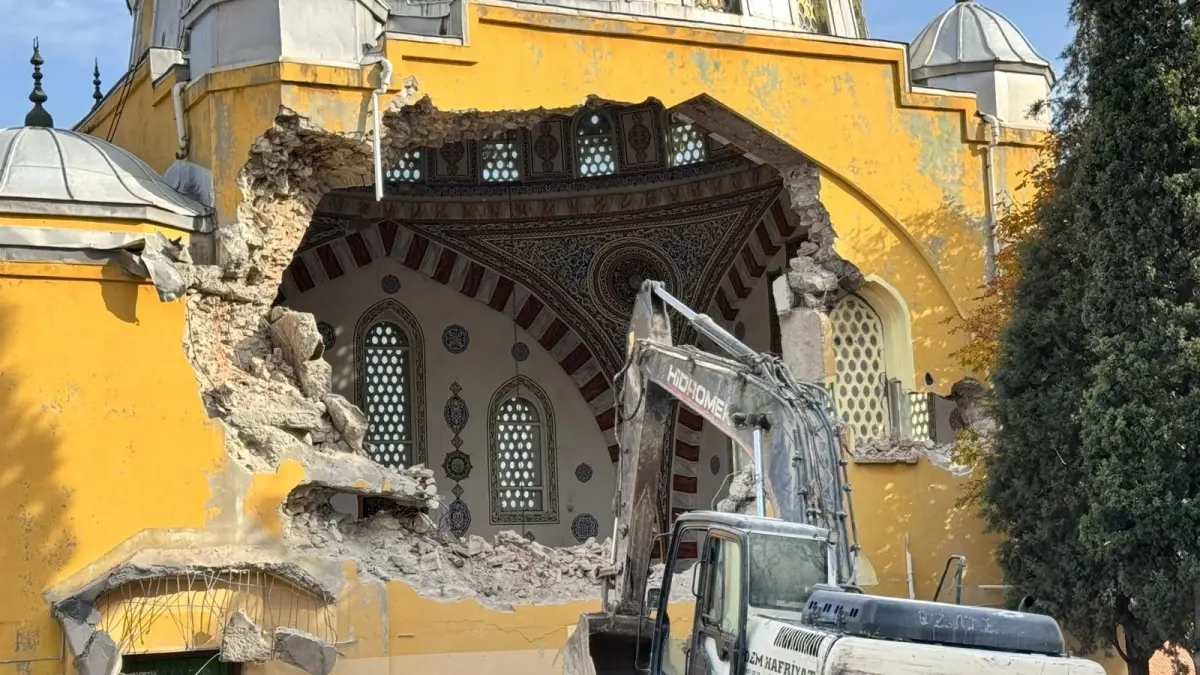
(0, 297, 75, 666)
(839, 194, 993, 391)
(99, 272, 140, 325)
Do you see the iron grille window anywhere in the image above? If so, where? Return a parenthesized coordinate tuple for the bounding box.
(575, 113, 617, 177)
(362, 321, 413, 467)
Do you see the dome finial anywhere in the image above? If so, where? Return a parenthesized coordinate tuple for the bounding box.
(24, 38, 53, 128)
(92, 59, 103, 109)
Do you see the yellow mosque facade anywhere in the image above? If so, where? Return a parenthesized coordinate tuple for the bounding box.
(0, 0, 1123, 674)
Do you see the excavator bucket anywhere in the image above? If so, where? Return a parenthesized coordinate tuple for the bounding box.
(561, 612, 654, 675)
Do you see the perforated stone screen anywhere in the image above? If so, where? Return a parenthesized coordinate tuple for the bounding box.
(830, 295, 891, 442)
(481, 138, 520, 182)
(908, 391, 933, 441)
(576, 114, 616, 177)
(668, 123, 707, 167)
(495, 397, 544, 512)
(363, 321, 413, 467)
(387, 149, 422, 182)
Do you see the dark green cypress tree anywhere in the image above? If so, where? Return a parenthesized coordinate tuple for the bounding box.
(985, 3, 1200, 673)
(1074, 1, 1200, 672)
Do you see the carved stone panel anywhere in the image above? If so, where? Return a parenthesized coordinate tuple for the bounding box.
(616, 106, 665, 172)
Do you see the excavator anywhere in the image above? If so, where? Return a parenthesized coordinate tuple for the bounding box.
(561, 281, 1104, 675)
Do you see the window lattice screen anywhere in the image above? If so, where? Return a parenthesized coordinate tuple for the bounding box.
(481, 137, 520, 182)
(668, 123, 707, 167)
(494, 397, 544, 512)
(576, 114, 616, 177)
(908, 391, 933, 441)
(387, 149, 422, 182)
(363, 321, 412, 467)
(830, 295, 890, 442)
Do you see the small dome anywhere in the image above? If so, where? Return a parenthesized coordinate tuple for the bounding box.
(0, 127, 213, 232)
(909, 0, 1054, 84)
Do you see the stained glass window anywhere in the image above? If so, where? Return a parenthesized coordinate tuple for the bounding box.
(362, 321, 413, 468)
(575, 113, 617, 177)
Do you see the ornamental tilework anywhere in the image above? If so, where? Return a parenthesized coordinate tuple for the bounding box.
(402, 181, 781, 378)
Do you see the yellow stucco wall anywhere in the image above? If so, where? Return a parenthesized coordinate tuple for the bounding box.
(25, 4, 1065, 673)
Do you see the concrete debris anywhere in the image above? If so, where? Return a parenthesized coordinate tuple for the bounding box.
(74, 630, 120, 675)
(285, 498, 614, 607)
(286, 462, 436, 509)
(854, 437, 973, 476)
(268, 308, 325, 370)
(220, 610, 271, 663)
(215, 221, 251, 279)
(52, 597, 101, 657)
(323, 394, 367, 452)
(715, 466, 757, 515)
(273, 627, 337, 675)
(777, 163, 863, 309)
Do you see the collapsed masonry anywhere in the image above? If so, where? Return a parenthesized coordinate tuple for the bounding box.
(139, 87, 853, 616)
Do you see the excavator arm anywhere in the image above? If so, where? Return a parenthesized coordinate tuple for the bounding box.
(605, 281, 859, 618)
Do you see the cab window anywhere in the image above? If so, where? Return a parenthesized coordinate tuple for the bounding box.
(700, 535, 742, 635)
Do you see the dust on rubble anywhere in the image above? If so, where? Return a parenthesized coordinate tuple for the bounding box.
(283, 471, 696, 609)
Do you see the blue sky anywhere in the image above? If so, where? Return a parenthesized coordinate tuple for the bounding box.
(0, 0, 1071, 130)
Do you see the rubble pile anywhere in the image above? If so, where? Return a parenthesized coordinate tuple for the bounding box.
(285, 499, 614, 607)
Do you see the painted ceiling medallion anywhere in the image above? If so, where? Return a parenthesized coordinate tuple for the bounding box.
(588, 238, 680, 322)
(380, 274, 401, 294)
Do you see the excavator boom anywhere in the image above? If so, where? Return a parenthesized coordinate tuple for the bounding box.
(606, 281, 858, 617)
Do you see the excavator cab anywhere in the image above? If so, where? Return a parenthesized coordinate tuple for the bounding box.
(563, 512, 836, 675)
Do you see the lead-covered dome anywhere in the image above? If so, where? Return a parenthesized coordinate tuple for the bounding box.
(909, 0, 1054, 84)
(0, 127, 213, 232)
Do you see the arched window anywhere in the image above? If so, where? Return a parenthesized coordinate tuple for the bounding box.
(355, 299, 427, 468)
(488, 376, 559, 525)
(829, 294, 891, 443)
(574, 112, 617, 178)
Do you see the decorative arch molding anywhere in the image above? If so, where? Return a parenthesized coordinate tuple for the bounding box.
(856, 275, 917, 391)
(353, 298, 429, 468)
(278, 218, 620, 463)
(487, 374, 560, 525)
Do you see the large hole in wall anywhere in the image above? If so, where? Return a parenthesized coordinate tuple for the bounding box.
(179, 88, 861, 600)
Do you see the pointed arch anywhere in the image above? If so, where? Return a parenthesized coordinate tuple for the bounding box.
(279, 217, 619, 463)
(353, 298, 428, 468)
(487, 374, 560, 525)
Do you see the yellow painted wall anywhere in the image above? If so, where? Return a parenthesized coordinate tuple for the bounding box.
(47, 4, 1068, 674)
(0, 259, 225, 669)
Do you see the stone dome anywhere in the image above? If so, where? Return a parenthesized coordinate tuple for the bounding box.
(0, 127, 214, 232)
(908, 0, 1054, 84)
